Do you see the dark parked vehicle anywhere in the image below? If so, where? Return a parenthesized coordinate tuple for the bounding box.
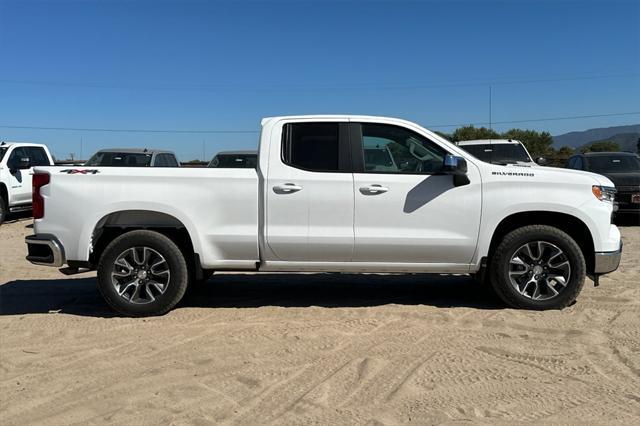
(208, 151, 257, 168)
(567, 152, 640, 216)
(85, 148, 179, 167)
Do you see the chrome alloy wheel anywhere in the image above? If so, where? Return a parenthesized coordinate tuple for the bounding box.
(508, 241, 571, 301)
(111, 247, 170, 304)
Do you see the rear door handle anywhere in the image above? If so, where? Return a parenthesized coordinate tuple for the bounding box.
(359, 184, 389, 195)
(273, 183, 303, 194)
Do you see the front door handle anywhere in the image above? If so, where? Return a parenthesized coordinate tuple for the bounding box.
(359, 184, 389, 195)
(273, 183, 303, 194)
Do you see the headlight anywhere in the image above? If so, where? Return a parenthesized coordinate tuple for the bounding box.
(592, 185, 616, 202)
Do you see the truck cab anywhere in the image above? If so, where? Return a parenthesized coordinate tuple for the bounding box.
(0, 141, 54, 223)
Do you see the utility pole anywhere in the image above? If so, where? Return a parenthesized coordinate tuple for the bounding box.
(202, 140, 205, 162)
(489, 85, 492, 132)
(80, 137, 83, 161)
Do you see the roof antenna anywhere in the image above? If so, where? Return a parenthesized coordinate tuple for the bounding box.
(489, 85, 493, 164)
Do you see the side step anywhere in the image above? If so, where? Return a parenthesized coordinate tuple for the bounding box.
(9, 204, 31, 213)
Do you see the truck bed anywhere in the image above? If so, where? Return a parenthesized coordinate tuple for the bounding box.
(32, 167, 260, 268)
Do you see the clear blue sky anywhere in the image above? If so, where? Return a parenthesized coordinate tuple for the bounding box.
(1, 0, 639, 160)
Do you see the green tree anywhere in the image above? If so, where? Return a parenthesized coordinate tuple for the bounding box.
(451, 125, 500, 142)
(555, 146, 574, 157)
(580, 141, 620, 153)
(546, 145, 574, 167)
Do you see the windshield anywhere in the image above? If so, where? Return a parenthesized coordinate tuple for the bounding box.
(208, 154, 257, 168)
(85, 152, 153, 167)
(0, 147, 7, 162)
(460, 143, 532, 164)
(586, 155, 640, 173)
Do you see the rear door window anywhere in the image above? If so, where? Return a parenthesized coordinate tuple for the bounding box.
(282, 122, 349, 172)
(154, 154, 179, 167)
(164, 154, 179, 167)
(26, 147, 50, 166)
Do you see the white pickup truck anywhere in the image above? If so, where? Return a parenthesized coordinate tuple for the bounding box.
(1, 141, 55, 223)
(25, 115, 622, 316)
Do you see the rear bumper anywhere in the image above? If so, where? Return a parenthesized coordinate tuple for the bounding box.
(25, 234, 65, 267)
(593, 241, 622, 274)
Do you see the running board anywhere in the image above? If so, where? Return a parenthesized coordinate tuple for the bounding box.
(9, 205, 31, 213)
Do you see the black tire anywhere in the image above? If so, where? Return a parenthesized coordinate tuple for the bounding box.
(0, 196, 7, 224)
(489, 225, 586, 310)
(97, 230, 189, 316)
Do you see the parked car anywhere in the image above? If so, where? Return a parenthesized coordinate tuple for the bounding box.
(25, 115, 621, 316)
(85, 148, 179, 167)
(566, 152, 640, 216)
(457, 139, 545, 166)
(208, 151, 257, 168)
(0, 141, 54, 223)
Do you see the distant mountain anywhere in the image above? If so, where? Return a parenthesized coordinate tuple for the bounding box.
(553, 124, 640, 149)
(579, 133, 640, 153)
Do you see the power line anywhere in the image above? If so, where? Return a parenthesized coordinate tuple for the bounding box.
(0, 72, 638, 92)
(0, 125, 259, 134)
(1, 111, 638, 134)
(426, 111, 640, 129)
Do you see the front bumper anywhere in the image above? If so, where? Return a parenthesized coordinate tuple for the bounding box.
(25, 234, 65, 267)
(593, 241, 622, 274)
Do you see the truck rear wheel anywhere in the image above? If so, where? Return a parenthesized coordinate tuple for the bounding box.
(97, 230, 189, 316)
(489, 225, 586, 310)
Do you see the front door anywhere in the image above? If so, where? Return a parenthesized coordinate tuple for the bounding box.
(352, 122, 481, 266)
(265, 121, 354, 262)
(6, 147, 32, 205)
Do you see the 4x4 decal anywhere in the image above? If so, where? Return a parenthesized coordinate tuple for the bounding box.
(60, 169, 100, 175)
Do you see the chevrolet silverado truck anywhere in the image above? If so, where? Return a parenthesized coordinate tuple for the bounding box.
(25, 116, 622, 316)
(1, 141, 55, 224)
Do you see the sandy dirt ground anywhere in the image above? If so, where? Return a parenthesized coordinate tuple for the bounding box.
(1, 216, 639, 425)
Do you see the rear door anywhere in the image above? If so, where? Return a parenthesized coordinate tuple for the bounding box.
(265, 120, 354, 262)
(351, 122, 482, 266)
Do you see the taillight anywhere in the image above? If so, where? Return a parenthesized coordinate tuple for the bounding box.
(32, 173, 50, 219)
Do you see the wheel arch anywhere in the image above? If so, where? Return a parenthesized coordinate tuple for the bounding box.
(89, 210, 198, 269)
(486, 211, 595, 273)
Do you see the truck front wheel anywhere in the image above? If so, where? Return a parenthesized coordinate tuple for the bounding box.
(489, 225, 586, 310)
(97, 230, 189, 316)
(0, 196, 7, 224)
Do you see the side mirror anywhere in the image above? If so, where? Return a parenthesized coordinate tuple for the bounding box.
(18, 157, 31, 169)
(443, 154, 470, 187)
(535, 157, 547, 166)
(443, 154, 467, 175)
